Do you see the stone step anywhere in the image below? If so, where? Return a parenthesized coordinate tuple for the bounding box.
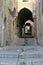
(0, 50, 43, 58)
(0, 46, 43, 65)
(12, 38, 37, 46)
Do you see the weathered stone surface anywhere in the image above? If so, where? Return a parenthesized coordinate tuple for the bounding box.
(0, 46, 43, 65)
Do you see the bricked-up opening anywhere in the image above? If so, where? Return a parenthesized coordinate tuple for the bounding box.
(17, 8, 34, 38)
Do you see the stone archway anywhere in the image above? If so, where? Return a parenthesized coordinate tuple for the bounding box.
(23, 23, 32, 37)
(17, 8, 34, 38)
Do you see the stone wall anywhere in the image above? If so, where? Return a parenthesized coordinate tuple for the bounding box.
(0, 0, 18, 46)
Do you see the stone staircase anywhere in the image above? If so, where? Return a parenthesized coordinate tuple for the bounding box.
(11, 38, 37, 46)
(0, 46, 43, 65)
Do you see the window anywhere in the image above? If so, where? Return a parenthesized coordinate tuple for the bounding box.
(19, 0, 28, 2)
(42, 0, 43, 14)
(23, 0, 28, 2)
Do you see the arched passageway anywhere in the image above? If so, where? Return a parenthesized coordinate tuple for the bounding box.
(23, 23, 32, 37)
(17, 8, 34, 38)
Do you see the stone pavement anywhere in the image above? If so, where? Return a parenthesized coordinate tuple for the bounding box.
(0, 46, 43, 65)
(11, 38, 37, 46)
